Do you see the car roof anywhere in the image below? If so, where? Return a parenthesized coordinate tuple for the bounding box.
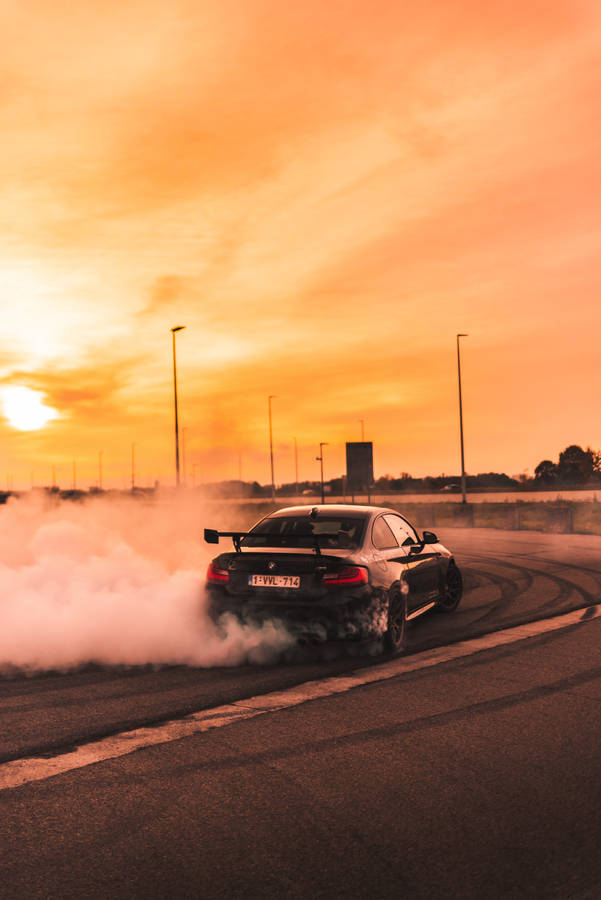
(265, 504, 399, 518)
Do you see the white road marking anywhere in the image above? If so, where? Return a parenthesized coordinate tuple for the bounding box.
(1, 603, 599, 792)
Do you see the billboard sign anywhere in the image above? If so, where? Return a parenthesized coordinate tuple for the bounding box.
(346, 442, 374, 493)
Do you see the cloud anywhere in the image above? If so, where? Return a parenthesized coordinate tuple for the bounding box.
(0, 357, 145, 423)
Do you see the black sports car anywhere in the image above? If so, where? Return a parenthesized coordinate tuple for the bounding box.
(204, 504, 462, 652)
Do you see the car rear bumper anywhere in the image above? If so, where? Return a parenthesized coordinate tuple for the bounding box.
(206, 588, 388, 643)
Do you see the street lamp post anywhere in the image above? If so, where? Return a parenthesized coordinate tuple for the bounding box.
(268, 395, 276, 502)
(456, 333, 469, 504)
(294, 437, 299, 497)
(316, 442, 329, 504)
(171, 326, 186, 487)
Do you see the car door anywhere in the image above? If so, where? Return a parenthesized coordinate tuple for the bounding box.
(383, 514, 442, 613)
(369, 515, 401, 591)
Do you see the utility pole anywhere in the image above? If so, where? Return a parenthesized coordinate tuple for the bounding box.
(268, 395, 276, 502)
(98, 451, 103, 490)
(457, 333, 469, 504)
(131, 443, 135, 490)
(316, 442, 329, 504)
(294, 437, 299, 497)
(171, 325, 186, 487)
(359, 419, 365, 441)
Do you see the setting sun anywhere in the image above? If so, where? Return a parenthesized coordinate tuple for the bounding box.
(1, 386, 59, 432)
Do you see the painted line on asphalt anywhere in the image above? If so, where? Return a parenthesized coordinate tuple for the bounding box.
(1, 602, 599, 792)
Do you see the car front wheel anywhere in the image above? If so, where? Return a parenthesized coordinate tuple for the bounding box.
(384, 586, 407, 654)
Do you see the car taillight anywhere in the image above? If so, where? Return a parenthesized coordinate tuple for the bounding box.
(206, 561, 229, 584)
(323, 566, 368, 586)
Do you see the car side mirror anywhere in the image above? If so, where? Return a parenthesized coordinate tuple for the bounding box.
(422, 531, 438, 544)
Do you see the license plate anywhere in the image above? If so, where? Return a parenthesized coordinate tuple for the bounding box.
(249, 574, 301, 588)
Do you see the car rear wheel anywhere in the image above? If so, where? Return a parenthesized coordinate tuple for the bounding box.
(384, 586, 407, 654)
(437, 563, 463, 613)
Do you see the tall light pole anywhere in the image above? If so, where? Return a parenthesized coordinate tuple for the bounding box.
(268, 395, 276, 502)
(171, 325, 186, 487)
(456, 333, 469, 504)
(316, 442, 329, 504)
(294, 437, 299, 497)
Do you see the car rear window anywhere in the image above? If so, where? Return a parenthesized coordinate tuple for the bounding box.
(242, 515, 367, 549)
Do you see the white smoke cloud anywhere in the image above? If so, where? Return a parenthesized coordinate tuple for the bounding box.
(0, 492, 292, 674)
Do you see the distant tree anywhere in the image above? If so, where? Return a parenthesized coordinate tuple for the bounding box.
(328, 477, 344, 495)
(534, 459, 558, 485)
(557, 445, 595, 484)
(470, 472, 520, 489)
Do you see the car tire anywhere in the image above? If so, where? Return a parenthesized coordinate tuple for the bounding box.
(437, 562, 463, 613)
(384, 586, 407, 654)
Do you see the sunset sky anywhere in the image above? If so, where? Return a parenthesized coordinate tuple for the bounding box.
(1, 0, 600, 489)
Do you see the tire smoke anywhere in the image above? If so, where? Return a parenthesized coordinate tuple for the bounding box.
(0, 492, 292, 674)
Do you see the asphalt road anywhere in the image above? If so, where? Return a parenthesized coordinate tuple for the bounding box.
(1, 528, 601, 898)
(2, 527, 600, 765)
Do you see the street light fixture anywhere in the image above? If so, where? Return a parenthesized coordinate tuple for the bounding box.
(316, 442, 329, 504)
(171, 325, 186, 487)
(456, 333, 469, 504)
(268, 395, 276, 502)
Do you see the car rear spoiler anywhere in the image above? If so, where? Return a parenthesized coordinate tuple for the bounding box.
(204, 528, 247, 552)
(203, 527, 323, 557)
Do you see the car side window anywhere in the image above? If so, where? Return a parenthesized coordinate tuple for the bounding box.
(372, 516, 399, 550)
(383, 514, 419, 546)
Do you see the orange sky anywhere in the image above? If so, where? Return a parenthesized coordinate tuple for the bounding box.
(1, 0, 600, 489)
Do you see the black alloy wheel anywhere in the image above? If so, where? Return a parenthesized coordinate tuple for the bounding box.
(437, 563, 463, 613)
(384, 586, 407, 654)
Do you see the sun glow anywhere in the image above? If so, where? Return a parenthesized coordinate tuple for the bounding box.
(1, 386, 59, 431)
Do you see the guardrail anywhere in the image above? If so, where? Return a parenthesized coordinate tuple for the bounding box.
(212, 500, 601, 536)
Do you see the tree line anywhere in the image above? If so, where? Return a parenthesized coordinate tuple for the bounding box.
(533, 445, 601, 486)
(209, 444, 601, 496)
